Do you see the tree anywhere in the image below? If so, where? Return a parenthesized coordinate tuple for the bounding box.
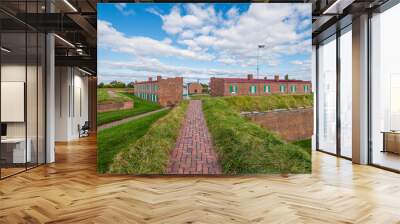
(201, 83, 209, 93)
(98, 82, 104, 88)
(127, 82, 135, 88)
(109, 80, 126, 88)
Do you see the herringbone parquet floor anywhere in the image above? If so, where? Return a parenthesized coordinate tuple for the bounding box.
(0, 136, 400, 223)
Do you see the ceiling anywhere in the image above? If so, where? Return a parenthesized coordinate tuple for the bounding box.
(1, 0, 397, 74)
(0, 0, 97, 75)
(310, 0, 390, 44)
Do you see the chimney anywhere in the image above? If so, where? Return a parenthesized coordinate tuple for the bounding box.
(247, 74, 253, 80)
(157, 75, 162, 81)
(264, 76, 268, 80)
(274, 75, 279, 81)
(148, 77, 153, 81)
(285, 74, 289, 80)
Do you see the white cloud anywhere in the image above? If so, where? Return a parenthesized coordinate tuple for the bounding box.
(98, 57, 311, 84)
(98, 20, 215, 61)
(291, 60, 304, 65)
(115, 3, 135, 16)
(99, 3, 312, 83)
(151, 3, 312, 67)
(99, 58, 253, 83)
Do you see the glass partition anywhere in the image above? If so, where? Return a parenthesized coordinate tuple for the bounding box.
(339, 27, 352, 158)
(317, 35, 337, 154)
(0, 1, 46, 179)
(370, 3, 400, 171)
(1, 30, 28, 177)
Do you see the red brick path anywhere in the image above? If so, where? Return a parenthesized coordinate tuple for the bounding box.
(166, 100, 221, 174)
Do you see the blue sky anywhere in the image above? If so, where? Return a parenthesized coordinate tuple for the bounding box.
(98, 3, 312, 84)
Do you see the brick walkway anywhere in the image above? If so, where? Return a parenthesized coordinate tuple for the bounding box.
(166, 100, 221, 174)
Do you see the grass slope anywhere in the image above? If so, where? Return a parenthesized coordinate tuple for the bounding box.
(202, 97, 311, 174)
(222, 94, 313, 112)
(97, 88, 131, 104)
(97, 109, 169, 173)
(292, 139, 312, 155)
(97, 93, 162, 126)
(109, 101, 188, 174)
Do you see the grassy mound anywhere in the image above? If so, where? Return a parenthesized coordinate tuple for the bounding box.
(97, 110, 169, 173)
(97, 93, 162, 126)
(109, 101, 188, 174)
(202, 97, 311, 174)
(97, 88, 131, 104)
(222, 94, 313, 112)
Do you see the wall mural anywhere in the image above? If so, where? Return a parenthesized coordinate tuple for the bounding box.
(96, 3, 313, 175)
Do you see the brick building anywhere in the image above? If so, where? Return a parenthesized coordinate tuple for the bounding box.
(134, 76, 183, 107)
(210, 74, 311, 97)
(188, 82, 203, 94)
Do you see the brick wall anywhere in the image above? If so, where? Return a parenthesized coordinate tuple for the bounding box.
(97, 101, 134, 112)
(188, 83, 202, 94)
(210, 78, 225, 96)
(158, 77, 183, 106)
(222, 82, 311, 96)
(134, 76, 183, 107)
(210, 77, 311, 97)
(244, 108, 313, 141)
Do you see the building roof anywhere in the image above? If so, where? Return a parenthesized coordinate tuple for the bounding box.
(134, 80, 158, 85)
(134, 76, 182, 85)
(216, 77, 311, 84)
(188, 82, 202, 86)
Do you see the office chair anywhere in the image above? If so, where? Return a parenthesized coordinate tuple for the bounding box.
(79, 121, 90, 138)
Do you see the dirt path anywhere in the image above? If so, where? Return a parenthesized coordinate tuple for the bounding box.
(107, 89, 119, 98)
(166, 100, 221, 174)
(97, 107, 170, 131)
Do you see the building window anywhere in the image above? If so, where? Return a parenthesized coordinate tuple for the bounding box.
(154, 85, 158, 91)
(280, 85, 285, 93)
(264, 84, 270, 93)
(291, 85, 297, 93)
(230, 84, 238, 93)
(370, 5, 400, 170)
(304, 85, 309, 92)
(249, 85, 257, 94)
(318, 35, 337, 155)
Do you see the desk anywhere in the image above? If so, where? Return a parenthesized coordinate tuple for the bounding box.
(382, 131, 400, 154)
(1, 138, 31, 163)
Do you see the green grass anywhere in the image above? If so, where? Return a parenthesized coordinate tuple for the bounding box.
(221, 94, 313, 112)
(97, 109, 170, 173)
(202, 97, 311, 174)
(97, 88, 131, 104)
(109, 101, 188, 174)
(97, 93, 162, 126)
(292, 139, 312, 155)
(97, 88, 110, 103)
(190, 94, 211, 100)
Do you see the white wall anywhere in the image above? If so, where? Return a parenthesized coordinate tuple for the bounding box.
(55, 67, 89, 141)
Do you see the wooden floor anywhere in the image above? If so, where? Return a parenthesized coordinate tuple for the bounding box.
(1, 136, 400, 223)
